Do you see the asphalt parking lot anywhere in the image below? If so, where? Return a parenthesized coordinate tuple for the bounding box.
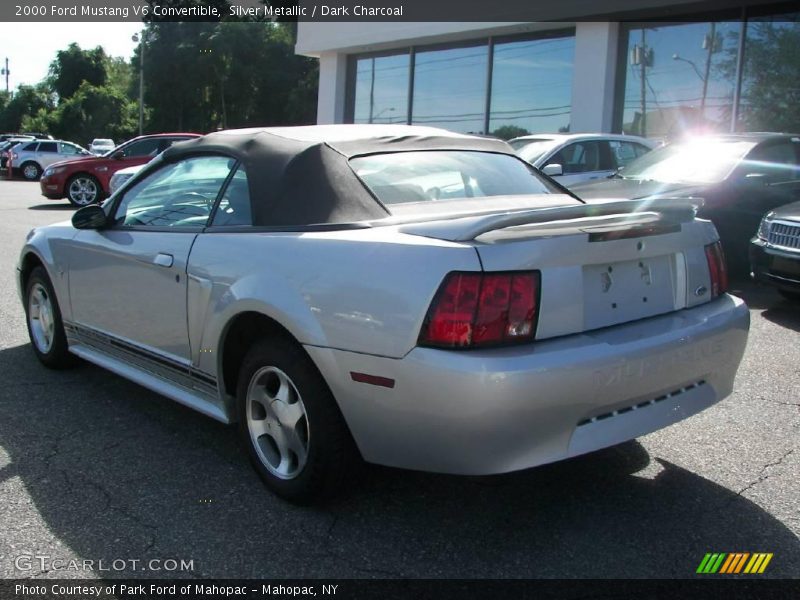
(0, 179, 797, 580)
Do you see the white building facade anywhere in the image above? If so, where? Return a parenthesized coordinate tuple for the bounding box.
(296, 1, 800, 140)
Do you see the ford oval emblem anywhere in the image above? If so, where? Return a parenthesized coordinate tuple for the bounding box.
(695, 285, 708, 297)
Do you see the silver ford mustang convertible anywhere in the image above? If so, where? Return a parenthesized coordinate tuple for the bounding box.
(17, 125, 749, 503)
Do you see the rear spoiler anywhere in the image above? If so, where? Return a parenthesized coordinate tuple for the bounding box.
(399, 198, 703, 242)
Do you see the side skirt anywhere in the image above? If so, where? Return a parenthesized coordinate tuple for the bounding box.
(65, 323, 231, 424)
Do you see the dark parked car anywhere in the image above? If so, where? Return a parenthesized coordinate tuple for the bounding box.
(751, 201, 800, 300)
(570, 133, 800, 272)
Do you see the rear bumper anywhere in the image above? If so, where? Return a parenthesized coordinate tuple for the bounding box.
(306, 295, 749, 475)
(750, 238, 800, 292)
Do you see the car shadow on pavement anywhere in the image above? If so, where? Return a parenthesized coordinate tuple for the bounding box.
(27, 203, 75, 211)
(0, 342, 797, 579)
(730, 278, 800, 331)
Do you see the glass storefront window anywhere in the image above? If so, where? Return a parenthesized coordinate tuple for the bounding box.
(489, 34, 575, 138)
(620, 22, 740, 140)
(353, 53, 410, 124)
(738, 14, 800, 133)
(412, 44, 488, 134)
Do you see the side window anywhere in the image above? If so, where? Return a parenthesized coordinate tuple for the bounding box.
(37, 142, 58, 153)
(610, 141, 651, 169)
(211, 166, 253, 226)
(21, 142, 38, 152)
(552, 141, 608, 174)
(746, 141, 800, 182)
(114, 156, 235, 228)
(121, 139, 162, 158)
(59, 143, 80, 155)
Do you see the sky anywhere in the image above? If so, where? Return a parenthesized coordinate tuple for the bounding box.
(0, 22, 144, 91)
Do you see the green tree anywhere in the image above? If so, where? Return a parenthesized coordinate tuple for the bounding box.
(0, 84, 54, 132)
(42, 81, 137, 146)
(491, 125, 530, 140)
(139, 21, 317, 133)
(48, 43, 107, 100)
(717, 21, 800, 132)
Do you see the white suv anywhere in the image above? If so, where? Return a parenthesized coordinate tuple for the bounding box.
(10, 139, 92, 180)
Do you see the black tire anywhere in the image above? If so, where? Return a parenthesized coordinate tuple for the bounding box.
(778, 289, 800, 303)
(21, 161, 42, 181)
(236, 338, 357, 504)
(24, 266, 77, 369)
(66, 174, 102, 207)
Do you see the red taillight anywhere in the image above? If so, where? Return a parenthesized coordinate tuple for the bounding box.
(705, 241, 728, 298)
(419, 271, 539, 348)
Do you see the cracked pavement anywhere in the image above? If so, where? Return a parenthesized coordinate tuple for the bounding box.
(0, 180, 797, 579)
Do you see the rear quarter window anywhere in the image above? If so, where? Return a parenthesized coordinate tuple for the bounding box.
(350, 151, 558, 206)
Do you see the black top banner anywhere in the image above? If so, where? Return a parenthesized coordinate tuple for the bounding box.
(0, 0, 784, 23)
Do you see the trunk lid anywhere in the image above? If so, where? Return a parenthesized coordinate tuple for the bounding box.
(402, 199, 716, 340)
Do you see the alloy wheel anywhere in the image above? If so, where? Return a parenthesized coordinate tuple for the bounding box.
(23, 164, 40, 180)
(246, 366, 310, 480)
(68, 178, 98, 206)
(28, 283, 55, 353)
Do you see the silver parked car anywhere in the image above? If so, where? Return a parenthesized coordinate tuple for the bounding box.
(510, 133, 656, 186)
(89, 138, 115, 155)
(108, 163, 143, 194)
(10, 139, 92, 180)
(18, 125, 749, 503)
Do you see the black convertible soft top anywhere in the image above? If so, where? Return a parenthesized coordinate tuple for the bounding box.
(160, 125, 515, 227)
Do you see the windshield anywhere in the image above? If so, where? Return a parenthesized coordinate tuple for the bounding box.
(618, 138, 756, 184)
(511, 139, 559, 164)
(351, 151, 559, 205)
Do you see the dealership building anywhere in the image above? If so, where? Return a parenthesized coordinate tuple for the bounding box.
(296, 1, 799, 140)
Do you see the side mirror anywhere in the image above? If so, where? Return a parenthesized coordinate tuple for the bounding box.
(542, 163, 563, 176)
(72, 205, 107, 230)
(112, 150, 125, 160)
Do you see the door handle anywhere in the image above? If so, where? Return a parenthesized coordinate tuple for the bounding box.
(153, 253, 174, 268)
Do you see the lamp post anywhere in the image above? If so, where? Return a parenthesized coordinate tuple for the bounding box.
(132, 32, 145, 135)
(372, 107, 395, 123)
(672, 53, 708, 112)
(672, 24, 718, 114)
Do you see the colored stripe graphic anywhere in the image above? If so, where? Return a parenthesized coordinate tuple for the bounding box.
(697, 554, 713, 573)
(698, 552, 773, 574)
(744, 553, 774, 574)
(732, 553, 750, 574)
(697, 553, 727, 573)
(758, 554, 774, 573)
(719, 554, 736, 574)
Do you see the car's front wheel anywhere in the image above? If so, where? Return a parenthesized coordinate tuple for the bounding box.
(21, 162, 42, 181)
(67, 174, 101, 207)
(24, 266, 76, 369)
(237, 338, 356, 504)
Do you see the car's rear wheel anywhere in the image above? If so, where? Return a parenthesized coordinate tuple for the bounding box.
(25, 266, 76, 369)
(21, 162, 42, 181)
(67, 174, 101, 207)
(237, 338, 356, 504)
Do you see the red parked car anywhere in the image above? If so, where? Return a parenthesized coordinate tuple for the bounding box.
(39, 133, 200, 207)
